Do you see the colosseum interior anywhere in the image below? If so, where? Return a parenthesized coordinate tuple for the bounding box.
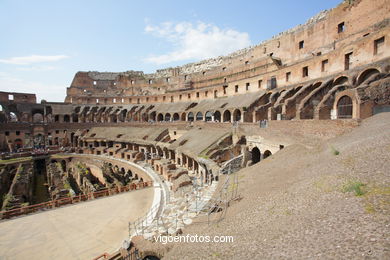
(0, 0, 389, 259)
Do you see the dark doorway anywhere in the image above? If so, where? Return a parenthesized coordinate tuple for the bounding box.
(251, 147, 261, 164)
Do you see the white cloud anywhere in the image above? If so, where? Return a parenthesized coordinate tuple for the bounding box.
(144, 21, 251, 64)
(0, 55, 68, 65)
(17, 65, 58, 72)
(0, 74, 65, 102)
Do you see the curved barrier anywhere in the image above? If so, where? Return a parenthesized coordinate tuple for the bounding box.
(0, 180, 152, 220)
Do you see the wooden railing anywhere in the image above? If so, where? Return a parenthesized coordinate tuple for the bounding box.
(0, 181, 153, 220)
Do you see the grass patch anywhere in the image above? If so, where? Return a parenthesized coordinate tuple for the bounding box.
(364, 203, 376, 214)
(342, 181, 366, 196)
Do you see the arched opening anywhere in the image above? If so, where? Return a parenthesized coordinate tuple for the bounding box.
(63, 115, 70, 122)
(32, 113, 44, 123)
(181, 112, 186, 121)
(357, 68, 380, 86)
(157, 113, 164, 122)
(9, 112, 18, 122)
(205, 111, 212, 121)
(214, 111, 221, 122)
(233, 109, 241, 122)
(223, 110, 231, 122)
(172, 113, 180, 121)
(196, 112, 203, 121)
(337, 95, 353, 119)
(333, 76, 348, 86)
(110, 114, 118, 123)
(165, 113, 171, 121)
(119, 109, 127, 122)
(142, 113, 149, 122)
(126, 169, 132, 177)
(251, 147, 261, 164)
(149, 111, 156, 122)
(187, 112, 194, 121)
(72, 114, 79, 123)
(263, 150, 272, 159)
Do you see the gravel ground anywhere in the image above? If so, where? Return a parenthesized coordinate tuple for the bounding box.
(160, 112, 390, 259)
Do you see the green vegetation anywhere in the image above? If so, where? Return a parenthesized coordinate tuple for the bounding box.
(76, 162, 89, 175)
(63, 182, 71, 190)
(342, 180, 366, 196)
(330, 145, 340, 155)
(2, 194, 16, 209)
(198, 154, 209, 160)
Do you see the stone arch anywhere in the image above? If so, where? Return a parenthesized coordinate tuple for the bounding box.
(72, 113, 79, 123)
(333, 76, 349, 86)
(181, 112, 186, 121)
(214, 110, 221, 122)
(63, 114, 70, 122)
(54, 137, 59, 145)
(119, 109, 127, 122)
(356, 68, 380, 86)
(223, 110, 231, 122)
(157, 113, 164, 122)
(126, 169, 132, 177)
(20, 113, 30, 122)
(142, 113, 149, 122)
(233, 109, 241, 122)
(337, 95, 353, 119)
(149, 111, 156, 121)
(251, 147, 261, 164)
(9, 112, 18, 122)
(263, 150, 272, 159)
(196, 112, 203, 121)
(205, 111, 212, 121)
(165, 113, 171, 121)
(173, 113, 180, 121)
(32, 112, 44, 123)
(163, 147, 169, 158)
(187, 112, 194, 121)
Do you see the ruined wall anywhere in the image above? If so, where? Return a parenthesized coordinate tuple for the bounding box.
(65, 0, 390, 105)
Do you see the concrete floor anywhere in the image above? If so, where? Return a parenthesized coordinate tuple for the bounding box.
(0, 187, 154, 260)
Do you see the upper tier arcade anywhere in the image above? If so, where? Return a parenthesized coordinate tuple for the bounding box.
(65, 0, 390, 106)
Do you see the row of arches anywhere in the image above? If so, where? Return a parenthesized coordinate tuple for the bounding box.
(154, 110, 239, 122)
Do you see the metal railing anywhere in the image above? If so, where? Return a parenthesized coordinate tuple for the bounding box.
(0, 181, 153, 220)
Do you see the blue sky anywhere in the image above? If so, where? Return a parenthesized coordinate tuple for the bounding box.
(0, 0, 341, 102)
